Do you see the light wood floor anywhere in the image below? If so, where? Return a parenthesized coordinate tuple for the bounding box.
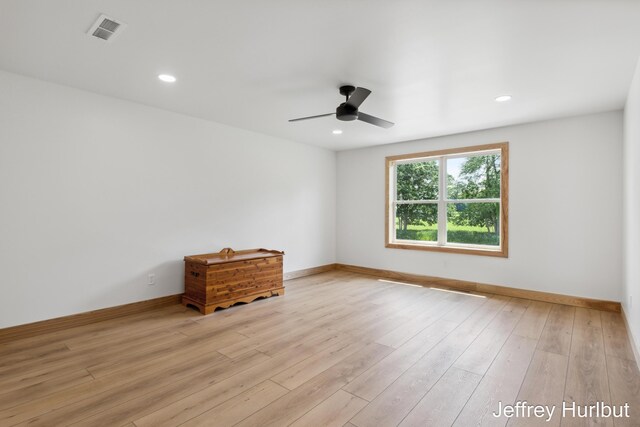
(1, 271, 638, 427)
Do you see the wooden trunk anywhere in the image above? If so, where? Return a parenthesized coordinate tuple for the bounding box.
(182, 247, 284, 314)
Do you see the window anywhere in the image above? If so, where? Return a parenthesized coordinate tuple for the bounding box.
(385, 142, 508, 257)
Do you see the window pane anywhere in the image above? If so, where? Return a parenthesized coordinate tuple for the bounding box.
(395, 203, 438, 242)
(447, 202, 500, 246)
(447, 154, 500, 199)
(396, 160, 439, 201)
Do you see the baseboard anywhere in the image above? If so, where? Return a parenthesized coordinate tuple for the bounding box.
(621, 306, 640, 368)
(335, 263, 621, 313)
(1, 262, 622, 343)
(0, 294, 182, 344)
(0, 264, 336, 344)
(0, 264, 335, 344)
(284, 263, 338, 280)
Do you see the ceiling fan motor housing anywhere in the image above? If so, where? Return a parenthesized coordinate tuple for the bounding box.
(336, 103, 358, 121)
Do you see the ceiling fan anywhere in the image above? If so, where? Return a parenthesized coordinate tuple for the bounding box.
(289, 85, 394, 129)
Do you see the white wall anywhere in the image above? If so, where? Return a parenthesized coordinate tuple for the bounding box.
(623, 58, 640, 357)
(337, 112, 623, 302)
(0, 70, 336, 328)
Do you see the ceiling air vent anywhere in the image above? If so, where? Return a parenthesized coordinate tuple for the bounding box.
(87, 14, 126, 42)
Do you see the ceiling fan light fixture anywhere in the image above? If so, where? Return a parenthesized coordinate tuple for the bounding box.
(336, 103, 358, 121)
(158, 74, 177, 83)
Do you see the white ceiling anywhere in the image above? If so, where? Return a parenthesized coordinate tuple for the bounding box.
(1, 1, 640, 151)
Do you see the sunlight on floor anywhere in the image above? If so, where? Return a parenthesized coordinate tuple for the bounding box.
(376, 279, 486, 298)
(377, 279, 423, 287)
(429, 287, 486, 298)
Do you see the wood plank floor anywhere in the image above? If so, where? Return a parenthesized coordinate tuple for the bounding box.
(0, 271, 638, 426)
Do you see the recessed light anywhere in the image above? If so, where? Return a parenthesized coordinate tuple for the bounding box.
(332, 129, 343, 135)
(495, 95, 512, 102)
(158, 74, 177, 83)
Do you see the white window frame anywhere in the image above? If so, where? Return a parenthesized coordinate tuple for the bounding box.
(385, 142, 509, 257)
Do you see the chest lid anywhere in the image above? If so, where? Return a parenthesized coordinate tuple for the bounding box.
(184, 247, 284, 266)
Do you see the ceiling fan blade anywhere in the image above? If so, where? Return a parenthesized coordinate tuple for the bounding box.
(346, 87, 371, 108)
(288, 113, 335, 122)
(357, 112, 394, 129)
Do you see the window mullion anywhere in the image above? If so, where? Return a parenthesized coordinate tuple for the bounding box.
(438, 157, 446, 246)
(396, 200, 439, 205)
(446, 198, 501, 203)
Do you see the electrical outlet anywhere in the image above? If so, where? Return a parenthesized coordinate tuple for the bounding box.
(148, 274, 155, 286)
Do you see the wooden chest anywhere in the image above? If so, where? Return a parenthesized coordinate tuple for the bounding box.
(182, 247, 284, 314)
